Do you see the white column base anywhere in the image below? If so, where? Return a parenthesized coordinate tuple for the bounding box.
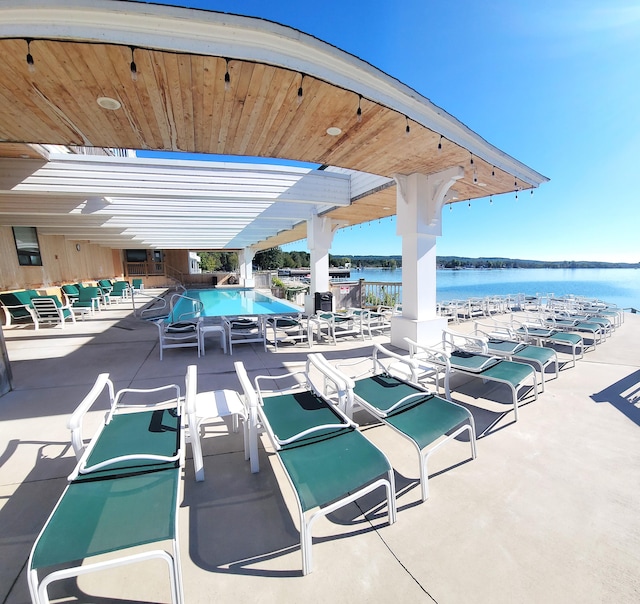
(390, 316, 447, 350)
(242, 278, 255, 288)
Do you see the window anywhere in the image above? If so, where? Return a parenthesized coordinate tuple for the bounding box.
(12, 227, 42, 266)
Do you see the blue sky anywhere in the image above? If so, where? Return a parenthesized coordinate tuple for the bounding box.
(138, 1, 640, 263)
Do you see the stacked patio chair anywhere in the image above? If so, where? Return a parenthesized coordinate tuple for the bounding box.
(313, 344, 477, 502)
(28, 374, 185, 604)
(234, 356, 396, 575)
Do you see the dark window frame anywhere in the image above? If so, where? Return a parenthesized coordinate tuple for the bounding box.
(12, 226, 43, 267)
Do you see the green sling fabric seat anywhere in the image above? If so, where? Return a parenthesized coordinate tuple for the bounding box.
(515, 326, 584, 366)
(484, 338, 559, 392)
(234, 359, 396, 575)
(0, 291, 37, 325)
(78, 408, 181, 476)
(31, 468, 179, 570)
(448, 350, 538, 421)
(315, 348, 476, 502)
(407, 335, 538, 423)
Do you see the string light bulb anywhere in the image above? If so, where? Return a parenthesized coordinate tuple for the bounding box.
(26, 39, 35, 73)
(490, 196, 493, 205)
(473, 170, 478, 184)
(356, 95, 362, 122)
(129, 46, 138, 82)
(297, 74, 304, 106)
(491, 166, 495, 177)
(405, 116, 410, 136)
(224, 58, 231, 91)
(438, 135, 443, 154)
(470, 152, 474, 166)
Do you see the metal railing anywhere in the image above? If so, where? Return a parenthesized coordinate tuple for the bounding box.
(360, 280, 402, 309)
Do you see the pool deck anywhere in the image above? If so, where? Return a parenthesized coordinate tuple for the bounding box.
(1, 292, 639, 603)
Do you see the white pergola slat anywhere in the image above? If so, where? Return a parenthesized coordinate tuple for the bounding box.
(0, 154, 352, 249)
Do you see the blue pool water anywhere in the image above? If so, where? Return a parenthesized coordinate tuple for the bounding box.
(174, 288, 301, 318)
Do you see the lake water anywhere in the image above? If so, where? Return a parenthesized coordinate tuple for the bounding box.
(345, 267, 640, 310)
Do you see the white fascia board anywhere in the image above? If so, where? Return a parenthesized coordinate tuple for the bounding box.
(1, 1, 548, 186)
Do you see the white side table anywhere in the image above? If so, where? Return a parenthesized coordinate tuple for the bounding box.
(200, 324, 227, 355)
(189, 388, 246, 481)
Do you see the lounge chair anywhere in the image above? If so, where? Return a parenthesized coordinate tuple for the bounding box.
(307, 311, 364, 345)
(505, 315, 584, 367)
(184, 364, 246, 481)
(405, 334, 538, 423)
(264, 314, 309, 350)
(155, 318, 203, 360)
(314, 344, 477, 502)
(469, 323, 560, 391)
(223, 316, 266, 355)
(0, 290, 37, 326)
(132, 278, 144, 291)
(524, 310, 603, 346)
(29, 374, 184, 604)
(31, 296, 77, 329)
(234, 357, 396, 575)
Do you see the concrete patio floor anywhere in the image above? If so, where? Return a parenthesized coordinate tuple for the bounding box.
(1, 293, 639, 603)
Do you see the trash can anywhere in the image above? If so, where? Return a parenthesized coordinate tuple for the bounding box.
(314, 291, 333, 313)
(211, 275, 218, 287)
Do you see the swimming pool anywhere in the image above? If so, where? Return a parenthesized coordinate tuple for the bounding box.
(172, 288, 302, 318)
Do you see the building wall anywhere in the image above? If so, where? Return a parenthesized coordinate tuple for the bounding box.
(0, 226, 122, 291)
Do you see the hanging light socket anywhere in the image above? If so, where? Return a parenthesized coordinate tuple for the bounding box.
(297, 73, 304, 106)
(438, 135, 443, 154)
(129, 47, 138, 82)
(356, 95, 362, 122)
(224, 58, 231, 91)
(26, 39, 35, 73)
(405, 116, 410, 136)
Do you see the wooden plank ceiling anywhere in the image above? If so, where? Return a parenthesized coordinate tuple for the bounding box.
(0, 38, 536, 250)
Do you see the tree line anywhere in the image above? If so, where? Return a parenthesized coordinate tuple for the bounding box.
(196, 249, 639, 271)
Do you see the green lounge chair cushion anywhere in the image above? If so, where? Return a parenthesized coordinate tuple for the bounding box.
(31, 468, 179, 569)
(353, 375, 470, 449)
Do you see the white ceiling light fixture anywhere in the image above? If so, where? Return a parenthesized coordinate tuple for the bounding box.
(97, 96, 121, 111)
(326, 126, 342, 136)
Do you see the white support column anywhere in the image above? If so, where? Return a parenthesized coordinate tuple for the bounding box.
(238, 247, 255, 288)
(391, 167, 464, 349)
(304, 212, 340, 315)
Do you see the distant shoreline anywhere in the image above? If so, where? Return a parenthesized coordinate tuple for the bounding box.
(343, 256, 640, 270)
